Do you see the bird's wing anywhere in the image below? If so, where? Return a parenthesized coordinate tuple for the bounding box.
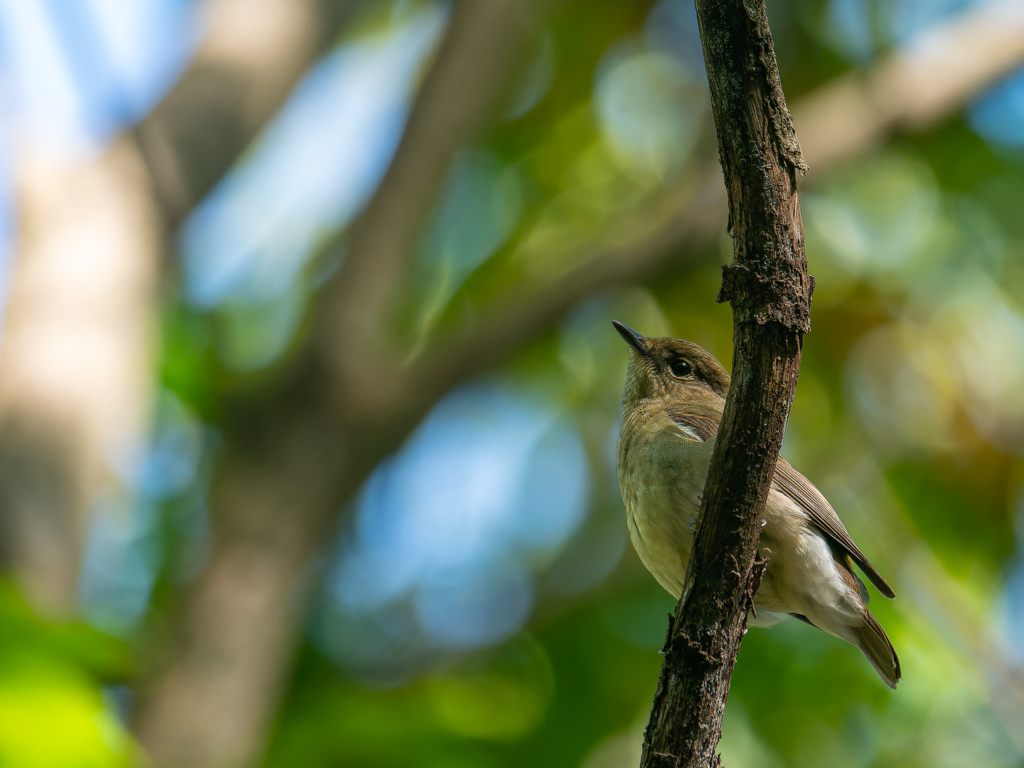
(773, 458, 896, 599)
(666, 407, 720, 442)
(665, 408, 895, 600)
(667, 414, 718, 441)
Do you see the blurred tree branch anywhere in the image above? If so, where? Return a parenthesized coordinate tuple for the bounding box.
(136, 0, 368, 228)
(640, 0, 811, 762)
(0, 0, 367, 616)
(417, 0, 1024, 390)
(133, 2, 544, 766)
(131, 2, 1024, 766)
(796, 0, 1024, 169)
(316, 0, 541, 401)
(0, 142, 160, 616)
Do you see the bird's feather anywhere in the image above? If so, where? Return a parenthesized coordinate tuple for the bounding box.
(850, 610, 901, 689)
(665, 409, 896, 600)
(666, 408, 720, 442)
(773, 459, 896, 599)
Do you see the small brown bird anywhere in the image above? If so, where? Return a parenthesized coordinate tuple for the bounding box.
(613, 321, 901, 688)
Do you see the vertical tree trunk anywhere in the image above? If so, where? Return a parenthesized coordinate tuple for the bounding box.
(0, 0, 365, 618)
(0, 141, 160, 617)
(639, 1, 812, 765)
(133, 405, 350, 768)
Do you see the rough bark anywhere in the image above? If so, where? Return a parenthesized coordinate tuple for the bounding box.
(639, 2, 812, 766)
(0, 0, 1012, 761)
(134, 3, 1024, 764)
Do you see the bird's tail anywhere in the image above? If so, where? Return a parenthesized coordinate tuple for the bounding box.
(850, 610, 901, 689)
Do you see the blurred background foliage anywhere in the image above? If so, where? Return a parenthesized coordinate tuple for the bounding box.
(0, 0, 1024, 766)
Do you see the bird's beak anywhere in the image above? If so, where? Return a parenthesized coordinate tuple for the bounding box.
(612, 321, 648, 354)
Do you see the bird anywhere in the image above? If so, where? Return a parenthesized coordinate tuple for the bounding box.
(612, 320, 901, 688)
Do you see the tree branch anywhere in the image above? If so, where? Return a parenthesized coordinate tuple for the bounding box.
(133, 3, 544, 766)
(794, 0, 1024, 169)
(412, 0, 1024, 398)
(135, 0, 367, 228)
(0, 0, 367, 617)
(316, 0, 542, 400)
(639, 1, 810, 765)
(132, 2, 1024, 764)
(0, 142, 160, 616)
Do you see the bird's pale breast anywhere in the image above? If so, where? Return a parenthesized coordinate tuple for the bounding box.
(617, 409, 711, 599)
(617, 409, 859, 630)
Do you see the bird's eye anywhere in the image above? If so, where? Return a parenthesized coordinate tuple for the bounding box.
(670, 360, 692, 378)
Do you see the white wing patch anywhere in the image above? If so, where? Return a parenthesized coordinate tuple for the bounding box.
(674, 422, 703, 441)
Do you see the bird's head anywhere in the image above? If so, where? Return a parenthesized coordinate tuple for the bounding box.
(612, 321, 730, 413)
